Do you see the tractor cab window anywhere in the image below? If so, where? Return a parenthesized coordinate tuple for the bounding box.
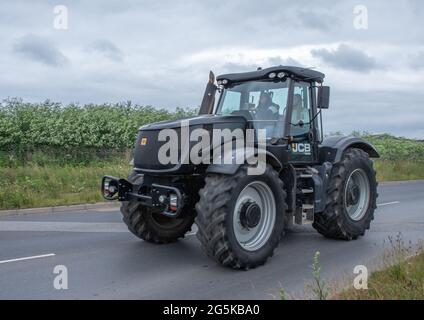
(216, 80, 289, 140)
(290, 83, 312, 137)
(219, 91, 242, 114)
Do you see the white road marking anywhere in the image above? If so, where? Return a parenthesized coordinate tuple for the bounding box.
(377, 201, 400, 207)
(0, 253, 55, 265)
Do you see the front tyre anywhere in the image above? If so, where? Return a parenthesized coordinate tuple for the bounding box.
(195, 164, 286, 269)
(313, 148, 378, 240)
(121, 171, 195, 244)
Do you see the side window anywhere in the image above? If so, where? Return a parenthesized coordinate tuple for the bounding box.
(270, 88, 288, 115)
(220, 90, 241, 114)
(291, 84, 311, 136)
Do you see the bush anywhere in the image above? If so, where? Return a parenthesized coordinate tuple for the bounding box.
(0, 98, 196, 165)
(0, 98, 196, 150)
(328, 132, 424, 161)
(358, 133, 424, 161)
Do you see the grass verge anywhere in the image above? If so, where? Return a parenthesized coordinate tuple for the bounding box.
(375, 160, 424, 182)
(338, 252, 424, 299)
(337, 237, 424, 300)
(281, 234, 424, 300)
(0, 161, 129, 210)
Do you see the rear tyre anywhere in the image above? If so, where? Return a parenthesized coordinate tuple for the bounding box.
(195, 164, 286, 269)
(121, 171, 195, 244)
(312, 148, 378, 240)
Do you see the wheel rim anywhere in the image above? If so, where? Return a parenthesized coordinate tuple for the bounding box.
(344, 168, 370, 221)
(233, 181, 276, 251)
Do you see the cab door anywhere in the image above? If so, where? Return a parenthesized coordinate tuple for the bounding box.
(287, 82, 318, 164)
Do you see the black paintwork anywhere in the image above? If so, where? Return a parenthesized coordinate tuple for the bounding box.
(139, 114, 246, 131)
(134, 115, 250, 174)
(217, 66, 325, 84)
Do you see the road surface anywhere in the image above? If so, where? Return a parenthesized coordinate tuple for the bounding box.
(0, 181, 423, 299)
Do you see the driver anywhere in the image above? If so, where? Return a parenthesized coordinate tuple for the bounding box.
(256, 92, 279, 119)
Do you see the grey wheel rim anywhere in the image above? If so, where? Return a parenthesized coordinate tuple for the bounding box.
(233, 181, 276, 251)
(344, 168, 370, 221)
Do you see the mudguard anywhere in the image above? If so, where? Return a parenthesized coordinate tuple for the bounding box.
(319, 135, 380, 164)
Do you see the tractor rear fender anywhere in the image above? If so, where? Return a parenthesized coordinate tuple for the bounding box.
(319, 136, 380, 164)
(205, 144, 283, 175)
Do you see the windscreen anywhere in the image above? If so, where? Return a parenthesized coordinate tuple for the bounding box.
(215, 80, 289, 139)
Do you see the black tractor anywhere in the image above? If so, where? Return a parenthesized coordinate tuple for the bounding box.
(102, 66, 379, 270)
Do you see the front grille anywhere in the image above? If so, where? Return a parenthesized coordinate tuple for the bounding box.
(134, 129, 181, 171)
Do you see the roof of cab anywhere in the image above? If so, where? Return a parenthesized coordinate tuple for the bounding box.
(217, 66, 325, 83)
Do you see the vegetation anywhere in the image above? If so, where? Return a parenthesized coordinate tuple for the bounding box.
(280, 234, 424, 300)
(306, 251, 330, 300)
(0, 100, 423, 210)
(0, 99, 193, 209)
(0, 98, 196, 153)
(338, 234, 424, 300)
(341, 252, 424, 299)
(364, 133, 424, 181)
(0, 161, 129, 209)
(362, 133, 424, 161)
(374, 160, 424, 182)
(363, 133, 424, 181)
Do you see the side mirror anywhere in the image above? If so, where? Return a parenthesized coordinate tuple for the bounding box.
(317, 86, 330, 109)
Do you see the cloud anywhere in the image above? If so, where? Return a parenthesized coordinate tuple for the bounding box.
(311, 44, 380, 72)
(296, 10, 339, 32)
(0, 1, 423, 138)
(409, 51, 424, 69)
(13, 34, 68, 67)
(219, 56, 303, 74)
(221, 62, 258, 73)
(267, 56, 303, 67)
(323, 88, 424, 139)
(88, 39, 124, 62)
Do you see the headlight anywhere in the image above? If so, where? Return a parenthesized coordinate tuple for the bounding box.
(277, 72, 286, 78)
(268, 72, 277, 79)
(101, 176, 119, 200)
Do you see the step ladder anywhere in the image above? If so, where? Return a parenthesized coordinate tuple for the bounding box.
(294, 167, 316, 225)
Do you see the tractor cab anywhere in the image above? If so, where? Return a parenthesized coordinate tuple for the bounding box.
(200, 66, 330, 165)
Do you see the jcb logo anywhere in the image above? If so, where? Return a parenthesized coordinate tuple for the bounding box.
(291, 143, 311, 155)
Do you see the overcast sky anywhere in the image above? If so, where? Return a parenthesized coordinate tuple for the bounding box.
(0, 0, 423, 137)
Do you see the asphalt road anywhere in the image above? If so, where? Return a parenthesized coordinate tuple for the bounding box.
(0, 181, 423, 299)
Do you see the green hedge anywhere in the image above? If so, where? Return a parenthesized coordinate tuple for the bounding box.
(0, 98, 195, 150)
(364, 134, 424, 161)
